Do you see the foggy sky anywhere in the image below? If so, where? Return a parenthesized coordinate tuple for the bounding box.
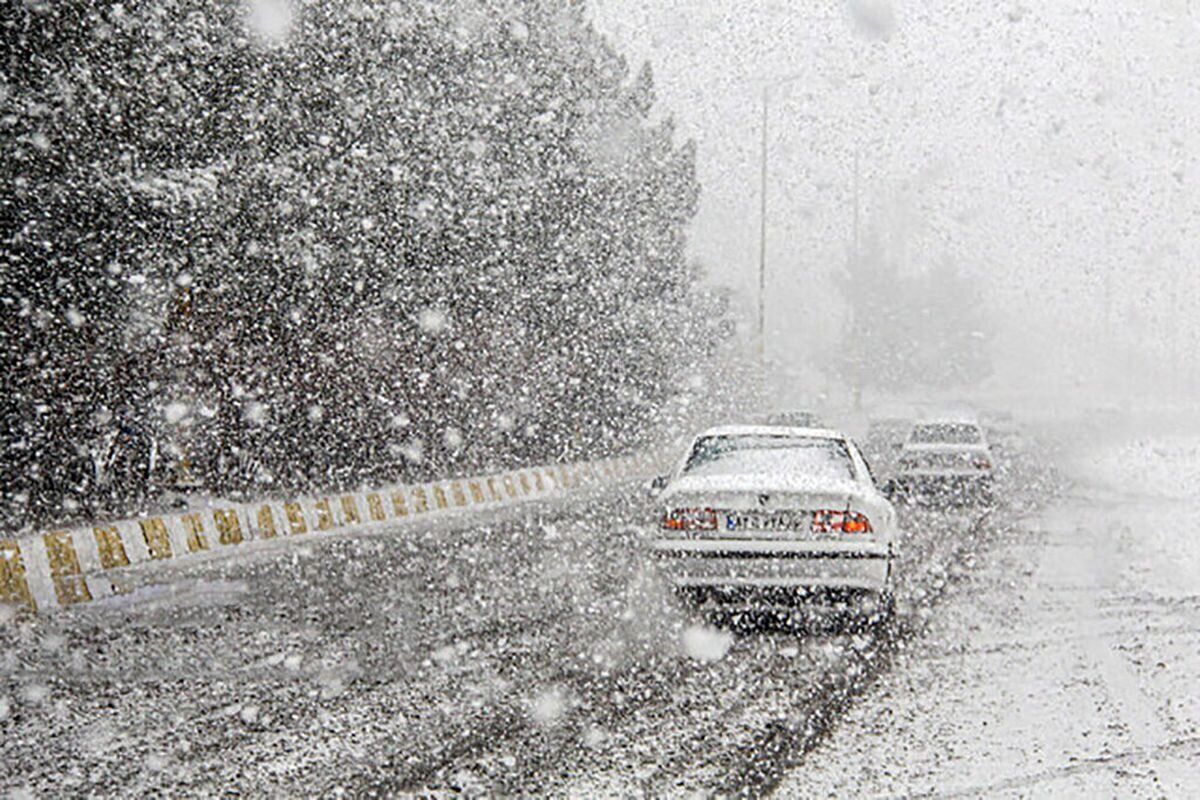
(587, 0, 1200, 398)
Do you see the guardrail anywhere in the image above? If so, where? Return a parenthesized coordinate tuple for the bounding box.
(0, 452, 660, 614)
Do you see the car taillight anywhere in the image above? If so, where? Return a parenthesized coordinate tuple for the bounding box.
(811, 510, 872, 534)
(662, 507, 718, 531)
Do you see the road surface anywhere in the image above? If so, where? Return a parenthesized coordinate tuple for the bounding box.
(0, 431, 1102, 797)
(778, 428, 1200, 798)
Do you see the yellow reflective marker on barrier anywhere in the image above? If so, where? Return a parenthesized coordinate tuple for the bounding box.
(314, 499, 335, 531)
(468, 482, 485, 503)
(257, 506, 277, 538)
(451, 482, 467, 507)
(213, 509, 243, 545)
(181, 514, 209, 552)
(366, 494, 386, 522)
(44, 532, 92, 606)
(411, 488, 429, 514)
(433, 486, 449, 510)
(140, 518, 173, 560)
(340, 496, 362, 525)
(391, 491, 408, 517)
(94, 526, 130, 569)
(284, 503, 307, 535)
(0, 541, 35, 610)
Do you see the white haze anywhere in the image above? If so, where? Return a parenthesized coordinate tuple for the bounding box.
(588, 0, 1200, 408)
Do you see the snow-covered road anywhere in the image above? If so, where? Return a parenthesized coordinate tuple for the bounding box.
(778, 431, 1200, 798)
(1, 435, 1053, 797)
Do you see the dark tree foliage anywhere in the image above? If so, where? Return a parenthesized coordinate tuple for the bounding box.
(0, 0, 720, 528)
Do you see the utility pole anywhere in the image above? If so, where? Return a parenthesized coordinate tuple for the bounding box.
(852, 145, 863, 411)
(757, 85, 769, 364)
(852, 146, 861, 264)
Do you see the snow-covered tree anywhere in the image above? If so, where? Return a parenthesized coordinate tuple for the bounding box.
(0, 0, 726, 524)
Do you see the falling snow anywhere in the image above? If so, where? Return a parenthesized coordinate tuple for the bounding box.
(2, 0, 1199, 797)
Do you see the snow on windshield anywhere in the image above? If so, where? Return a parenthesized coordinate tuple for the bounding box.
(908, 423, 982, 445)
(682, 435, 854, 481)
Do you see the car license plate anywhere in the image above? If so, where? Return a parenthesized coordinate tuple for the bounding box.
(725, 511, 808, 532)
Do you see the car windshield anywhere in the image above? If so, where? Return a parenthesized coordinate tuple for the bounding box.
(682, 435, 854, 481)
(909, 423, 982, 445)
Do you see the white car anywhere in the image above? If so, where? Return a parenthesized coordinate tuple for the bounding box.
(645, 425, 899, 619)
(889, 415, 995, 505)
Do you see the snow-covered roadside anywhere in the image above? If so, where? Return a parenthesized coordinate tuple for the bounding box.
(0, 488, 680, 797)
(778, 431, 1200, 798)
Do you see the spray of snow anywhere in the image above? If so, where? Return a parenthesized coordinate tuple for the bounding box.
(846, 0, 896, 41)
(530, 686, 568, 726)
(243, 401, 267, 425)
(582, 724, 609, 748)
(163, 402, 190, 424)
(417, 307, 450, 335)
(246, 0, 294, 45)
(19, 683, 48, 704)
(681, 625, 733, 663)
(431, 643, 460, 666)
(400, 440, 424, 464)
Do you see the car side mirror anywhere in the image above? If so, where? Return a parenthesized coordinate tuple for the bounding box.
(647, 475, 669, 497)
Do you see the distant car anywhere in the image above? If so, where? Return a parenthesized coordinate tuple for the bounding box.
(764, 410, 823, 428)
(645, 425, 898, 621)
(888, 416, 994, 505)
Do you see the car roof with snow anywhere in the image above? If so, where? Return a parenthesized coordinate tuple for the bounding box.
(693, 425, 846, 440)
(913, 409, 981, 425)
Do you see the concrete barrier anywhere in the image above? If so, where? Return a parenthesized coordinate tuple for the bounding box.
(0, 452, 661, 614)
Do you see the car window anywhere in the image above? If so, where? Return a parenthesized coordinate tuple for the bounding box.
(856, 448, 878, 486)
(909, 423, 982, 445)
(682, 435, 854, 480)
